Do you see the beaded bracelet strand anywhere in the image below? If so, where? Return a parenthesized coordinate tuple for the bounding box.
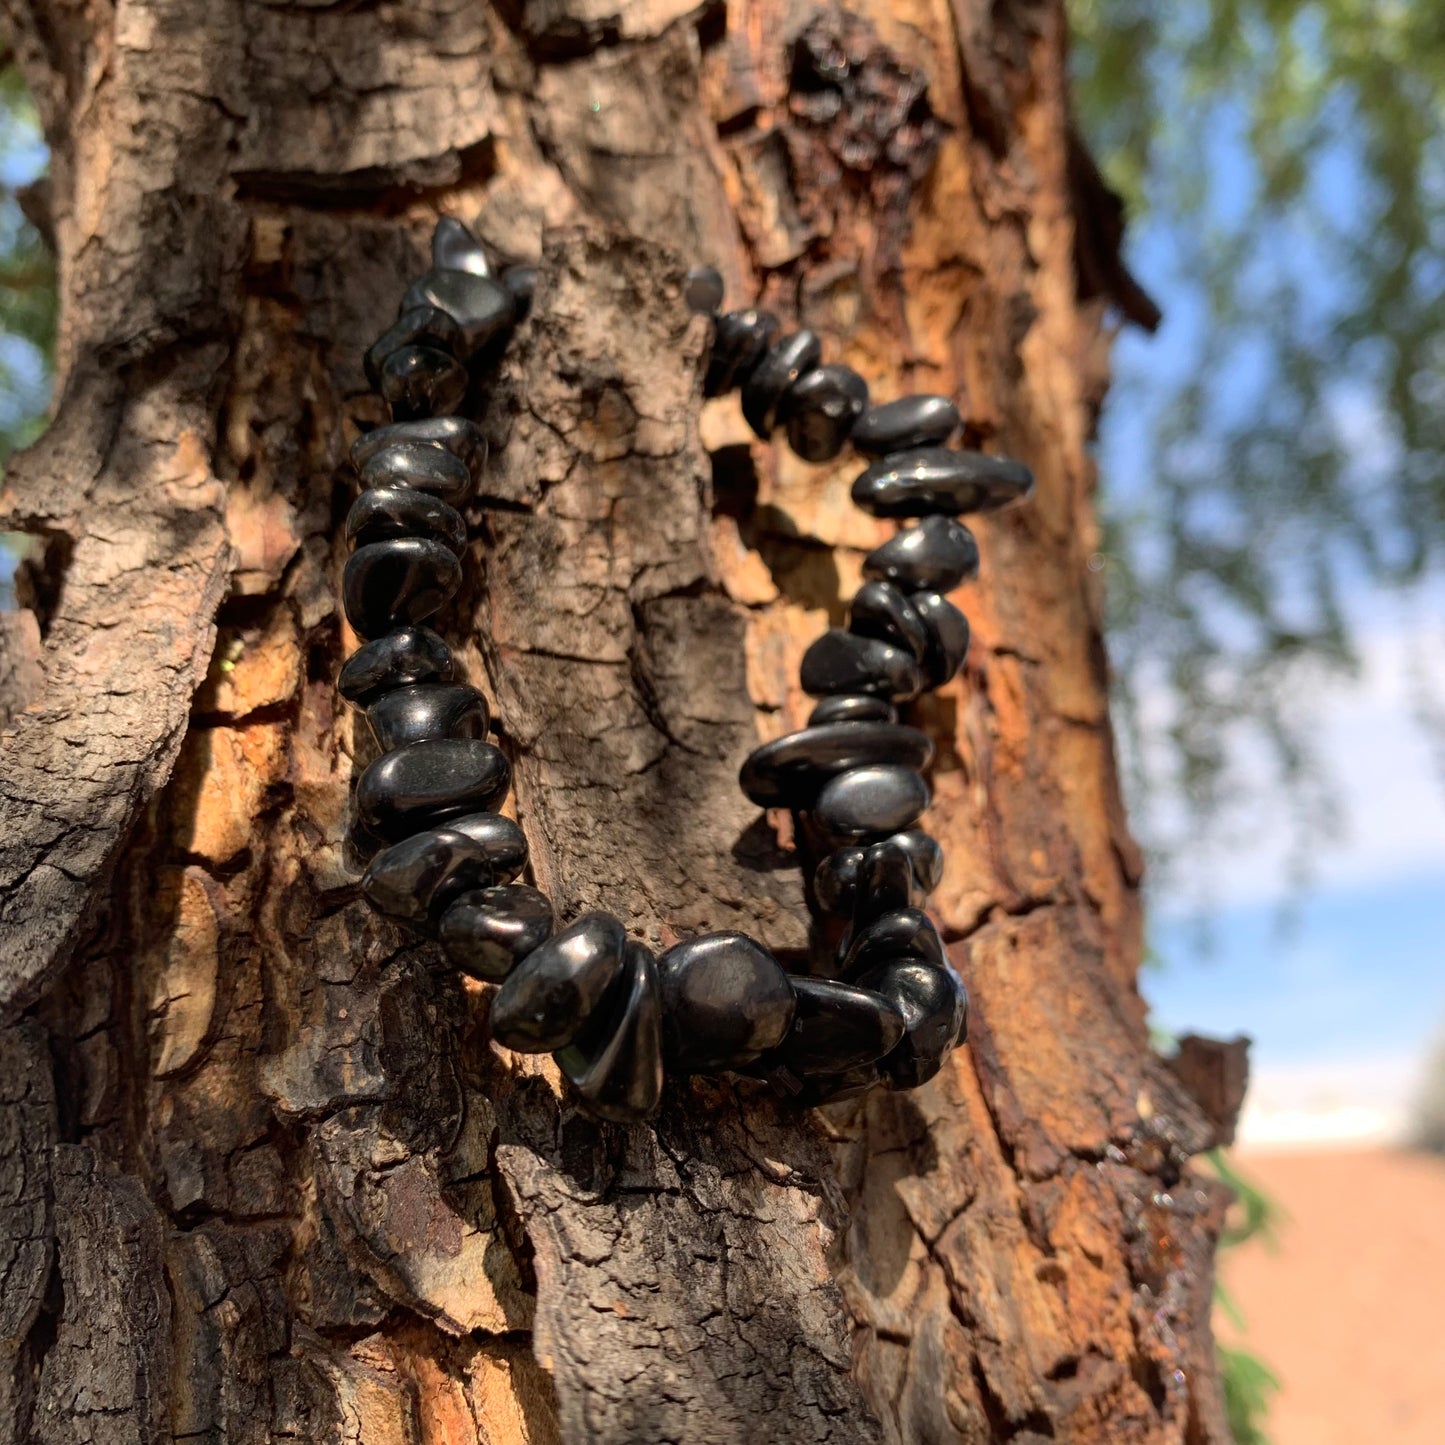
(337, 223, 1033, 1123)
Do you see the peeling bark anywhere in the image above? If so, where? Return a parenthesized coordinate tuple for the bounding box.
(0, 1, 1231, 1441)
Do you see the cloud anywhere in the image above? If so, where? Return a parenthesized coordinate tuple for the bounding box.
(1144, 578, 1445, 917)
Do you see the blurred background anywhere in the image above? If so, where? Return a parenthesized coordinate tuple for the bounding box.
(3, 5, 1443, 1441)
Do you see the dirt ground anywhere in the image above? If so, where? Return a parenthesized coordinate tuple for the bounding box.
(1219, 1147, 1445, 1445)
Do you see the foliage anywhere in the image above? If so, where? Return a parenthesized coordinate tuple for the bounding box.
(0, 63, 53, 463)
(1205, 1146, 1283, 1251)
(1202, 1150, 1284, 1444)
(1070, 0, 1445, 885)
(1218, 1344, 1282, 1445)
(0, 62, 54, 606)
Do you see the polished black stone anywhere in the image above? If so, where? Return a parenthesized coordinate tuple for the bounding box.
(852, 446, 1034, 518)
(500, 265, 537, 322)
(815, 764, 929, 840)
(343, 538, 462, 640)
(892, 828, 943, 895)
(444, 811, 529, 882)
(401, 269, 516, 357)
(361, 826, 501, 923)
(848, 581, 929, 661)
(789, 1065, 884, 1107)
(432, 215, 491, 277)
(354, 738, 511, 843)
(740, 721, 934, 808)
(440, 884, 553, 982)
(358, 441, 473, 507)
(351, 417, 487, 483)
(812, 845, 867, 916)
(799, 629, 922, 700)
(763, 976, 905, 1076)
(851, 394, 961, 457)
(852, 839, 915, 928)
(703, 308, 779, 397)
(840, 906, 946, 979)
(658, 932, 796, 1072)
(381, 345, 468, 421)
(783, 364, 869, 462)
(346, 486, 466, 556)
(813, 829, 939, 915)
(862, 516, 979, 593)
(490, 912, 628, 1053)
(367, 682, 489, 750)
(742, 330, 823, 438)
(339, 627, 455, 705)
(857, 958, 968, 1090)
(556, 940, 664, 1123)
(913, 591, 971, 690)
(364, 306, 464, 390)
(807, 694, 898, 726)
(684, 264, 724, 315)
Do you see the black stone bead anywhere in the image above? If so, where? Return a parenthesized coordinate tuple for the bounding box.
(500, 265, 537, 322)
(814, 764, 929, 840)
(783, 364, 869, 462)
(490, 912, 628, 1053)
(351, 417, 487, 484)
(856, 958, 968, 1090)
(432, 215, 491, 277)
(813, 830, 939, 916)
(800, 629, 922, 701)
(862, 516, 979, 593)
(812, 845, 867, 916)
(367, 682, 489, 750)
(445, 811, 529, 883)
(339, 627, 455, 705)
(358, 441, 473, 507)
(739, 721, 934, 808)
(807, 694, 898, 726)
(354, 738, 511, 843)
(848, 581, 929, 662)
(913, 591, 971, 690)
(346, 486, 466, 556)
(684, 264, 724, 315)
(342, 538, 462, 640)
(840, 906, 946, 979)
(892, 828, 943, 895)
(381, 345, 468, 421)
(364, 306, 465, 389)
(764, 977, 905, 1076)
(657, 932, 796, 1073)
(704, 308, 779, 397)
(851, 394, 961, 457)
(851, 446, 1034, 518)
(361, 826, 501, 923)
(792, 1067, 884, 1106)
(440, 884, 553, 982)
(741, 330, 823, 438)
(555, 940, 664, 1123)
(401, 269, 516, 358)
(853, 839, 915, 928)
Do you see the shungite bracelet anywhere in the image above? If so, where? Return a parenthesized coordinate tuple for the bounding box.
(338, 230, 1032, 1123)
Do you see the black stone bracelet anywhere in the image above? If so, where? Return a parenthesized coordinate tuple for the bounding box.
(337, 228, 1032, 1124)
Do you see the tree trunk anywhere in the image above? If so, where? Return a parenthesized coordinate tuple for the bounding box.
(0, 2, 1236, 1441)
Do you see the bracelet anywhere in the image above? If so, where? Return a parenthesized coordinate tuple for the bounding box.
(337, 223, 1032, 1123)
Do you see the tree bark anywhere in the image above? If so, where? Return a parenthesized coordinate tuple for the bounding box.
(0, 2, 1236, 1442)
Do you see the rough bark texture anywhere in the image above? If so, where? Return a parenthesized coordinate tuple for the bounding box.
(0, 1, 1237, 1442)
